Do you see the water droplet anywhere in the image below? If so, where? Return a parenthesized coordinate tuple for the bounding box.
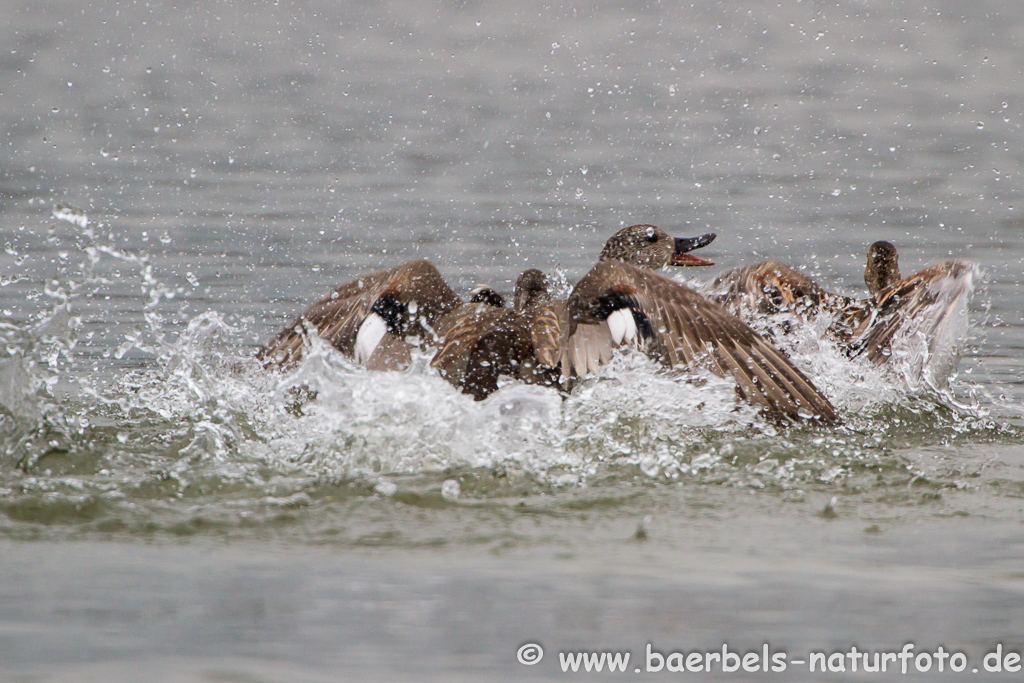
(976, 121, 984, 130)
(639, 457, 659, 478)
(374, 480, 397, 497)
(441, 479, 461, 501)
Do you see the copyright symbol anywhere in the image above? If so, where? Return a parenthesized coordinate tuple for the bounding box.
(517, 642, 544, 665)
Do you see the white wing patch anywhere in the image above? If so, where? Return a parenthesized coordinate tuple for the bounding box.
(354, 312, 387, 365)
(607, 308, 638, 345)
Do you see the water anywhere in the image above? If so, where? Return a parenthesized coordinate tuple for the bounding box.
(2, 0, 1024, 680)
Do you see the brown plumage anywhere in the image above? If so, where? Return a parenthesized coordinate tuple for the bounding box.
(704, 261, 852, 320)
(431, 224, 836, 422)
(429, 226, 717, 400)
(431, 269, 563, 400)
(258, 260, 499, 370)
(561, 260, 838, 423)
(703, 242, 975, 368)
(598, 224, 716, 268)
(830, 260, 976, 366)
(863, 240, 901, 296)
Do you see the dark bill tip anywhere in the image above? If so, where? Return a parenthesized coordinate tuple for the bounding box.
(671, 232, 716, 266)
(674, 232, 716, 254)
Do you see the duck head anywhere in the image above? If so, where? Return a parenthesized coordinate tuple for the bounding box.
(864, 241, 901, 296)
(599, 224, 716, 268)
(513, 269, 550, 310)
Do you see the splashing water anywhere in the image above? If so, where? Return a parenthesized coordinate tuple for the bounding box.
(0, 221, 1012, 541)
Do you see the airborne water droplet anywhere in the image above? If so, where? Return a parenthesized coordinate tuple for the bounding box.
(441, 479, 460, 501)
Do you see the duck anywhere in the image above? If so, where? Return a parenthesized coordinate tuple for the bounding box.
(257, 259, 505, 371)
(559, 226, 837, 422)
(435, 224, 838, 423)
(431, 268, 564, 400)
(829, 242, 976, 371)
(702, 241, 976, 371)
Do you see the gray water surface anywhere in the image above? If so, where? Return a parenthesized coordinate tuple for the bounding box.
(1, 0, 1024, 680)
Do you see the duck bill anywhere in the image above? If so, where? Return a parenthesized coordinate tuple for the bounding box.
(671, 253, 715, 266)
(671, 233, 716, 266)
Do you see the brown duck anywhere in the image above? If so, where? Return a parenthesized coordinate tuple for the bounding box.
(431, 268, 565, 400)
(831, 242, 976, 366)
(703, 241, 976, 366)
(257, 260, 504, 371)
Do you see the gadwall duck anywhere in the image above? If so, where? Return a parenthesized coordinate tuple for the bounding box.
(560, 228, 837, 422)
(435, 224, 837, 422)
(832, 242, 976, 368)
(703, 241, 976, 368)
(258, 260, 504, 371)
(431, 268, 564, 399)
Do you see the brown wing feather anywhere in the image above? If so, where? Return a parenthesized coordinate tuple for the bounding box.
(564, 261, 837, 422)
(431, 307, 541, 400)
(831, 261, 974, 365)
(430, 306, 513, 386)
(530, 301, 567, 368)
(704, 261, 851, 320)
(258, 260, 459, 368)
(431, 301, 565, 400)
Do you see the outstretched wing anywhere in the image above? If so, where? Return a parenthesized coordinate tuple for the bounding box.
(833, 261, 976, 368)
(703, 261, 851, 320)
(563, 261, 837, 422)
(258, 260, 459, 368)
